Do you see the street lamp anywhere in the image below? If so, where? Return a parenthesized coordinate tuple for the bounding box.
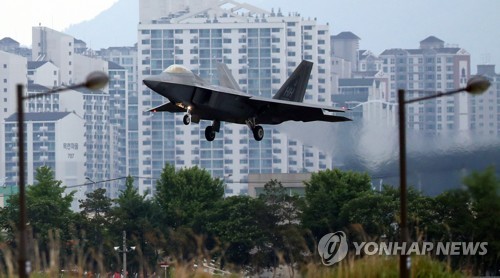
(16, 71, 108, 278)
(85, 177, 97, 191)
(114, 230, 136, 278)
(397, 76, 490, 278)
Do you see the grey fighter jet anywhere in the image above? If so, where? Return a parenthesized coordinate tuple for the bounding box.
(143, 60, 351, 141)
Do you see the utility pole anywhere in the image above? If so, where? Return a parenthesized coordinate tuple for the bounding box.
(123, 230, 127, 278)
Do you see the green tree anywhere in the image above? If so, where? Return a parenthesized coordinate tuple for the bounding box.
(301, 169, 372, 239)
(462, 167, 500, 274)
(207, 196, 275, 272)
(154, 164, 224, 232)
(258, 180, 308, 273)
(77, 188, 113, 273)
(0, 166, 76, 258)
(339, 187, 398, 241)
(111, 176, 158, 275)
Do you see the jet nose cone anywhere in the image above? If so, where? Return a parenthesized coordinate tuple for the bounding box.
(143, 78, 161, 91)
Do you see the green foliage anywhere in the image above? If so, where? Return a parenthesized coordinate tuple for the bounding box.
(302, 169, 372, 238)
(154, 164, 224, 232)
(111, 176, 158, 274)
(339, 187, 398, 240)
(0, 166, 76, 245)
(207, 196, 274, 268)
(462, 167, 500, 274)
(1, 164, 497, 276)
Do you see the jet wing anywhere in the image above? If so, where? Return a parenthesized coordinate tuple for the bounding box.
(147, 101, 186, 113)
(247, 96, 351, 123)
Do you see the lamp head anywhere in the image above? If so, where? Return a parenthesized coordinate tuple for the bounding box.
(85, 71, 109, 90)
(465, 75, 491, 95)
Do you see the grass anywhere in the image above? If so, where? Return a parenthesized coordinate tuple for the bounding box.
(0, 234, 468, 277)
(300, 255, 465, 278)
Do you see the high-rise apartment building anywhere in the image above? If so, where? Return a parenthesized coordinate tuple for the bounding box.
(379, 36, 471, 132)
(2, 112, 86, 210)
(0, 50, 27, 191)
(137, 0, 335, 194)
(108, 61, 129, 185)
(331, 31, 360, 72)
(471, 65, 499, 136)
(29, 26, 128, 199)
(98, 46, 140, 178)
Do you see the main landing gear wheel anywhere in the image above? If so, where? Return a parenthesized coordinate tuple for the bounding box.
(183, 114, 191, 125)
(252, 125, 264, 141)
(205, 126, 216, 141)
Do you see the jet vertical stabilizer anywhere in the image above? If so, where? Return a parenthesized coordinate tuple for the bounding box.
(217, 63, 241, 91)
(273, 60, 313, 102)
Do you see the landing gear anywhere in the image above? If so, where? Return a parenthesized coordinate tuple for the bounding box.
(246, 118, 264, 141)
(183, 114, 191, 125)
(204, 120, 220, 141)
(183, 106, 192, 125)
(252, 125, 264, 141)
(205, 126, 216, 141)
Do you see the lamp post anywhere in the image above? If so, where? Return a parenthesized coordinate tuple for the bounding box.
(16, 71, 108, 278)
(85, 176, 97, 191)
(397, 76, 490, 278)
(114, 230, 136, 278)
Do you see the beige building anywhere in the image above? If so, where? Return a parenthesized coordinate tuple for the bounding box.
(247, 172, 311, 197)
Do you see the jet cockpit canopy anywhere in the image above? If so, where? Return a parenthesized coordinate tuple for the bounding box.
(164, 64, 192, 74)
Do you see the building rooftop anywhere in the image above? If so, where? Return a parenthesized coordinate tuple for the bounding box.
(0, 37, 19, 45)
(108, 61, 125, 70)
(5, 112, 72, 122)
(339, 78, 376, 87)
(380, 47, 462, 56)
(27, 83, 51, 92)
(333, 31, 360, 40)
(28, 61, 49, 70)
(420, 36, 444, 44)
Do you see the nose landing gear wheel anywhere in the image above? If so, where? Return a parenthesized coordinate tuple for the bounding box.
(183, 114, 191, 125)
(253, 125, 264, 141)
(205, 126, 216, 141)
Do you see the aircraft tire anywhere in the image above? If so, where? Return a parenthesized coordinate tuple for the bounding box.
(183, 114, 191, 125)
(253, 126, 264, 141)
(205, 126, 216, 141)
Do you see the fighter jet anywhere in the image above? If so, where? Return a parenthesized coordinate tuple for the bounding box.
(143, 60, 351, 141)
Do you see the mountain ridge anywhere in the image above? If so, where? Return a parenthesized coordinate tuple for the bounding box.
(64, 0, 138, 49)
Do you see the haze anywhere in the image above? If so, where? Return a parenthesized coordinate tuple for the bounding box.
(1, 0, 498, 68)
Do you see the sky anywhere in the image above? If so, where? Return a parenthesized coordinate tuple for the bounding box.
(0, 0, 119, 45)
(1, 0, 499, 69)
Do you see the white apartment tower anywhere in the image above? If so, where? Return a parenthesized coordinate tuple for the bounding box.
(32, 27, 75, 85)
(0, 51, 27, 189)
(2, 112, 86, 210)
(379, 36, 471, 132)
(137, 0, 335, 194)
(471, 65, 499, 136)
(98, 46, 140, 178)
(30, 27, 124, 197)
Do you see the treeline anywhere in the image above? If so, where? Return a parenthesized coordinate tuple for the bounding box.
(0, 165, 498, 276)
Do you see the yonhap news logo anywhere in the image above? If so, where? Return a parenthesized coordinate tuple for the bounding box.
(317, 231, 348, 266)
(318, 231, 488, 266)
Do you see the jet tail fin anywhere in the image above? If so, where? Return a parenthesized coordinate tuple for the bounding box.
(273, 60, 313, 102)
(217, 63, 241, 91)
